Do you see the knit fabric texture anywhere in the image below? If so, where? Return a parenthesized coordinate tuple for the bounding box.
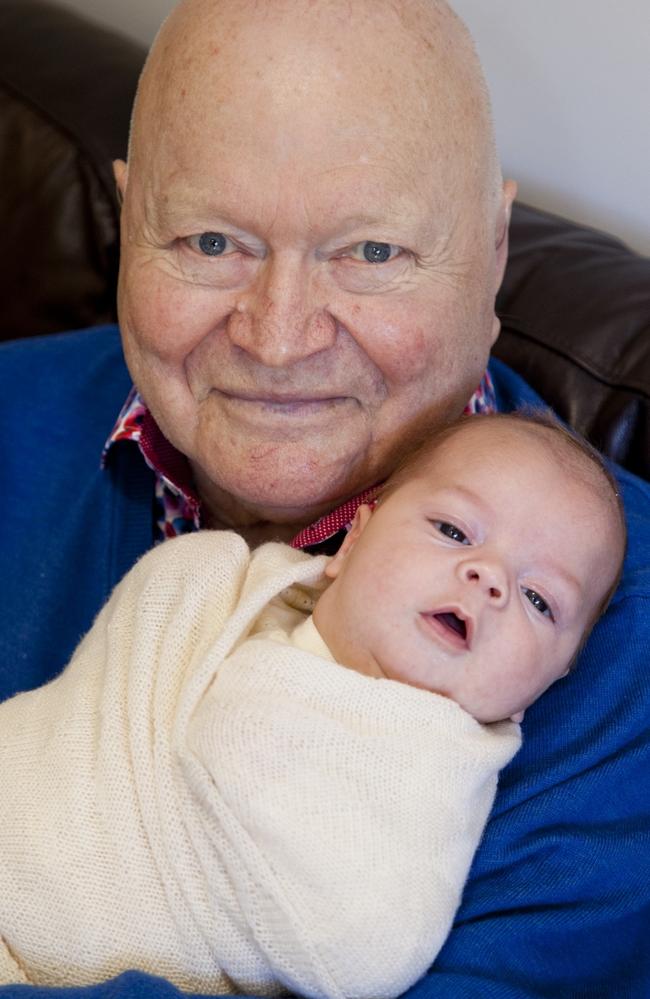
(0, 532, 520, 998)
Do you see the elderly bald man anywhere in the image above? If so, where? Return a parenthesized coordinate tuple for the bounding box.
(1, 1, 649, 997)
(114, 0, 514, 545)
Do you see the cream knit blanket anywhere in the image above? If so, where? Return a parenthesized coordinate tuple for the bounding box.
(0, 532, 520, 998)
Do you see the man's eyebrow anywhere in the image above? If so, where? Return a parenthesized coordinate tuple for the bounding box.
(151, 193, 434, 243)
(150, 200, 265, 242)
(323, 213, 413, 232)
(151, 199, 237, 227)
(322, 215, 442, 246)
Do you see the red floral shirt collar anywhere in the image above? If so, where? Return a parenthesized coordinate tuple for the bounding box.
(103, 372, 496, 549)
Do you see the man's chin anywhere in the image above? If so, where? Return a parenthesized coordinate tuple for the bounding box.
(191, 447, 371, 530)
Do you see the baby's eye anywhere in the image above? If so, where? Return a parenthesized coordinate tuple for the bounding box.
(348, 241, 402, 264)
(523, 587, 554, 620)
(433, 521, 470, 545)
(186, 232, 237, 256)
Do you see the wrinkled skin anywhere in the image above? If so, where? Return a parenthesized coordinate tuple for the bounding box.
(115, 0, 516, 541)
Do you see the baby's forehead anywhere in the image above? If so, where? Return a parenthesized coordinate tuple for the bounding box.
(422, 419, 587, 477)
(408, 418, 617, 520)
(408, 420, 541, 479)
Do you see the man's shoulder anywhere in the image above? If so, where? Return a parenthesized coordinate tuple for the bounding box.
(0, 326, 148, 697)
(614, 466, 650, 598)
(0, 324, 126, 385)
(0, 323, 122, 359)
(0, 324, 131, 447)
(488, 355, 546, 412)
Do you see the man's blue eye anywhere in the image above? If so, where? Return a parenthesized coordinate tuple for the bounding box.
(523, 588, 553, 619)
(435, 521, 469, 545)
(363, 241, 392, 263)
(198, 232, 227, 256)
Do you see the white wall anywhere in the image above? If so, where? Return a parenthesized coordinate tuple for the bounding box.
(451, 0, 650, 255)
(59, 0, 650, 255)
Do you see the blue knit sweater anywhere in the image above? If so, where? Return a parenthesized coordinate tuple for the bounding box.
(1, 326, 649, 998)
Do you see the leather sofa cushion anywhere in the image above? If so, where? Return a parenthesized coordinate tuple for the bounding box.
(496, 203, 650, 479)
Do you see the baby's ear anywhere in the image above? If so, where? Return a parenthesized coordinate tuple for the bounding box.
(510, 710, 525, 724)
(324, 504, 373, 580)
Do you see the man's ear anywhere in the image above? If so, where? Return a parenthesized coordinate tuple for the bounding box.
(323, 504, 373, 580)
(494, 179, 517, 293)
(113, 159, 128, 207)
(489, 178, 517, 346)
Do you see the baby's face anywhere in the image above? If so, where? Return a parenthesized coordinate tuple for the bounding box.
(314, 422, 622, 723)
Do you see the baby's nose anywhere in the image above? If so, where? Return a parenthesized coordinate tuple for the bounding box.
(460, 560, 509, 606)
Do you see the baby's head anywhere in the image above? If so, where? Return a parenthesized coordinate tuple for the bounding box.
(313, 411, 626, 723)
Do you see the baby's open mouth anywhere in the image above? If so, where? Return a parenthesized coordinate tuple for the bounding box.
(420, 609, 471, 651)
(434, 612, 467, 641)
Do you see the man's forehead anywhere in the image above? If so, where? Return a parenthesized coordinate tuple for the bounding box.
(133, 0, 491, 170)
(126, 0, 497, 239)
(145, 140, 450, 228)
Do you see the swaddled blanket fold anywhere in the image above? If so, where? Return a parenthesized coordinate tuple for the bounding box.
(0, 532, 520, 998)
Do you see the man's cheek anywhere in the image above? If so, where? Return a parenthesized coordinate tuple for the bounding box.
(125, 273, 222, 361)
(348, 295, 462, 385)
(347, 313, 431, 384)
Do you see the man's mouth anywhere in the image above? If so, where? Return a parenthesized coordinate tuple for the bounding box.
(215, 389, 350, 417)
(219, 388, 347, 403)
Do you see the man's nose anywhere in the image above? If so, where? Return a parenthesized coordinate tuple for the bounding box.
(458, 557, 509, 607)
(226, 254, 337, 367)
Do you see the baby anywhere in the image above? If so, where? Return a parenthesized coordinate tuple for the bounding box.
(314, 408, 626, 724)
(0, 411, 625, 999)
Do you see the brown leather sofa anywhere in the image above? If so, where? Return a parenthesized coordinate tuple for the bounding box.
(1, 0, 649, 480)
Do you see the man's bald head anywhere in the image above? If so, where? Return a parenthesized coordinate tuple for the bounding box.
(115, 0, 515, 537)
(128, 0, 501, 222)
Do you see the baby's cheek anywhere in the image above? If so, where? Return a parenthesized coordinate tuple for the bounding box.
(506, 646, 553, 704)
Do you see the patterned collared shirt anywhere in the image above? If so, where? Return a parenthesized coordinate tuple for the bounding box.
(103, 372, 496, 552)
